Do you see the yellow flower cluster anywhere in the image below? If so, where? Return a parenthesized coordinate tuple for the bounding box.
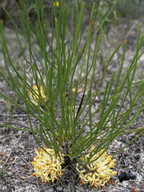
(29, 85, 47, 105)
(30, 147, 64, 183)
(76, 145, 117, 188)
(31, 145, 117, 188)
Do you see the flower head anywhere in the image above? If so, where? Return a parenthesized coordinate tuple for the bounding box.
(30, 147, 64, 183)
(29, 85, 47, 105)
(76, 145, 117, 188)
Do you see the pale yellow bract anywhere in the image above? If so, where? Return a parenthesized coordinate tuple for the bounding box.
(76, 145, 117, 188)
(30, 147, 64, 183)
(29, 85, 47, 105)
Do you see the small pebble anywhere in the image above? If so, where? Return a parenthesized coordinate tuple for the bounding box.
(133, 154, 140, 160)
(118, 171, 136, 182)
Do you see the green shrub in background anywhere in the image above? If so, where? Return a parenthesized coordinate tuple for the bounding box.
(0, 0, 144, 189)
(116, 0, 144, 18)
(116, 0, 144, 29)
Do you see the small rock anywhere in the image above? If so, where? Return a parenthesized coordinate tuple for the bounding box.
(133, 154, 140, 160)
(56, 187, 63, 192)
(118, 171, 136, 182)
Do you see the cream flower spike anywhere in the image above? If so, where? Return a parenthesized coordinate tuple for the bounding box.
(76, 145, 117, 189)
(30, 146, 64, 184)
(29, 85, 47, 105)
